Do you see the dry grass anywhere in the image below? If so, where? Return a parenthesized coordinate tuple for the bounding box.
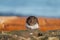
(0, 30, 59, 40)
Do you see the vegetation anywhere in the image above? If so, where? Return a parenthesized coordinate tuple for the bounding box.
(0, 30, 59, 40)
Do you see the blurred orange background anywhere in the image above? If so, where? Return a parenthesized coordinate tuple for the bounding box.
(0, 16, 60, 32)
